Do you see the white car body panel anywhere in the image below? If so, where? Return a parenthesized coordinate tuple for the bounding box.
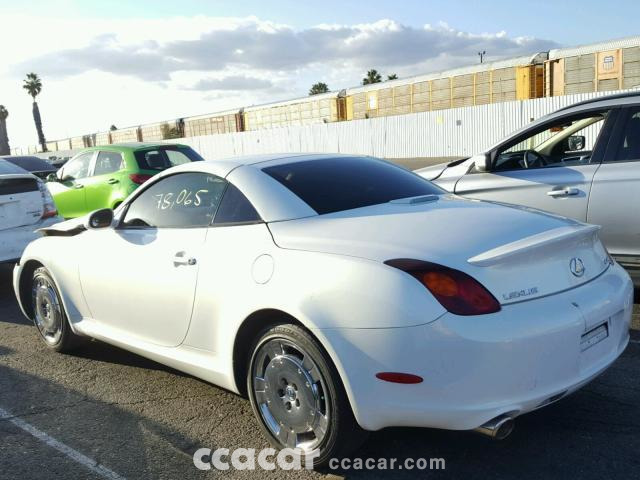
(0, 160, 62, 262)
(0, 216, 61, 263)
(13, 153, 633, 434)
(269, 196, 610, 305)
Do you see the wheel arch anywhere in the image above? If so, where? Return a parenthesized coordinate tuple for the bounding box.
(232, 308, 304, 397)
(17, 259, 45, 320)
(16, 256, 83, 335)
(231, 308, 354, 410)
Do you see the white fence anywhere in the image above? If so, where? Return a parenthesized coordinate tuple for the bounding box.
(170, 89, 635, 160)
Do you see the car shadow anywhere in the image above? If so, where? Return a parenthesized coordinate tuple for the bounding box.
(70, 339, 190, 376)
(0, 356, 211, 479)
(0, 264, 29, 326)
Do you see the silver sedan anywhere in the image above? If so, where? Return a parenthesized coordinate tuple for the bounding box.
(418, 91, 640, 283)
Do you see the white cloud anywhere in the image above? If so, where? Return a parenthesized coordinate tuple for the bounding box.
(188, 75, 274, 91)
(0, 14, 557, 148)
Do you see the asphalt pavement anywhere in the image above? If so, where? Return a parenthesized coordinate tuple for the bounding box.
(1, 263, 639, 479)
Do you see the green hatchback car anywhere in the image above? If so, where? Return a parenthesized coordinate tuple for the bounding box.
(46, 143, 204, 218)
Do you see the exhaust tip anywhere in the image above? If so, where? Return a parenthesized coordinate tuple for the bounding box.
(473, 415, 515, 440)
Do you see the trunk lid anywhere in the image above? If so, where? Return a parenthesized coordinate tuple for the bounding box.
(268, 195, 611, 305)
(0, 174, 44, 231)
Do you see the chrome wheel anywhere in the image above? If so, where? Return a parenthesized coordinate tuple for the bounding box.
(32, 275, 63, 345)
(251, 338, 330, 451)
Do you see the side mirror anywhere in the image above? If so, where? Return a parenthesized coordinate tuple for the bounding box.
(471, 153, 491, 172)
(85, 208, 114, 230)
(46, 173, 58, 182)
(567, 135, 585, 151)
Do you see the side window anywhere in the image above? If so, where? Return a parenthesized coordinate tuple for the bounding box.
(60, 152, 92, 180)
(121, 173, 227, 228)
(213, 184, 262, 225)
(608, 107, 640, 163)
(165, 149, 195, 166)
(493, 111, 609, 172)
(94, 151, 123, 176)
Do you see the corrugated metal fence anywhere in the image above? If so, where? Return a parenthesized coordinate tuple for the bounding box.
(169, 89, 636, 160)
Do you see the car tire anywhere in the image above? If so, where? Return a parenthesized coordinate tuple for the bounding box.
(247, 323, 368, 467)
(31, 267, 83, 353)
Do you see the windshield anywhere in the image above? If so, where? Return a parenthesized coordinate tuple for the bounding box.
(263, 156, 444, 215)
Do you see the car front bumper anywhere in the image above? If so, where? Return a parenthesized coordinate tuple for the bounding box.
(319, 262, 633, 432)
(0, 216, 62, 264)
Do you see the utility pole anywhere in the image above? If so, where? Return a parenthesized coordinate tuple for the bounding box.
(478, 51, 486, 64)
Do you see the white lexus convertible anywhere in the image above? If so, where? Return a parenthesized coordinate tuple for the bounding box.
(13, 154, 632, 464)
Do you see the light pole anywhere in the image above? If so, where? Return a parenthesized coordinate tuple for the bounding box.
(478, 51, 486, 64)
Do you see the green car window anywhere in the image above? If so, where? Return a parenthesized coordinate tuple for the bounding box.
(94, 151, 123, 176)
(61, 152, 92, 180)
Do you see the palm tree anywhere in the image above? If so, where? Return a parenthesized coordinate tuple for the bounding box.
(0, 105, 9, 155)
(362, 69, 382, 85)
(23, 73, 47, 152)
(387, 74, 398, 81)
(309, 82, 330, 95)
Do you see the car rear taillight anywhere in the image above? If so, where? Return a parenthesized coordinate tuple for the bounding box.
(384, 259, 501, 316)
(129, 173, 153, 185)
(37, 180, 58, 219)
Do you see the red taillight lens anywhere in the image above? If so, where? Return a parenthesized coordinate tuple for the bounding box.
(42, 208, 58, 219)
(129, 173, 153, 185)
(385, 259, 501, 316)
(37, 180, 58, 219)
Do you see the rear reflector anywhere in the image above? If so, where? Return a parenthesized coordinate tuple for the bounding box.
(129, 173, 153, 185)
(375, 372, 423, 384)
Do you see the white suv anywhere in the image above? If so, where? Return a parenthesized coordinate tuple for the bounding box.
(0, 159, 61, 263)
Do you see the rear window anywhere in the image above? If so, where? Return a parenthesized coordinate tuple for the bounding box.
(263, 157, 443, 215)
(134, 146, 204, 171)
(0, 177, 39, 195)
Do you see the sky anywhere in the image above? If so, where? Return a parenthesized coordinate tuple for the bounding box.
(1, 0, 638, 149)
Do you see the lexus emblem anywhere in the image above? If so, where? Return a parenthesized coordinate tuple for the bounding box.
(570, 257, 585, 277)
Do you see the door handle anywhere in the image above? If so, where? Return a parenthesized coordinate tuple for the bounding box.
(173, 251, 197, 267)
(107, 178, 119, 185)
(547, 187, 579, 197)
(73, 184, 85, 189)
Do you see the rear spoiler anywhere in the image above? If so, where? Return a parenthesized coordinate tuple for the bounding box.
(467, 224, 601, 267)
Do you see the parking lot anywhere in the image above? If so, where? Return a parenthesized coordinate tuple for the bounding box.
(0, 263, 638, 479)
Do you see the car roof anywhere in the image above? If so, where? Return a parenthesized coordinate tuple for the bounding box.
(481, 90, 640, 153)
(2, 156, 56, 172)
(556, 90, 640, 112)
(167, 153, 366, 177)
(80, 142, 190, 152)
(142, 153, 369, 222)
(0, 158, 34, 176)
